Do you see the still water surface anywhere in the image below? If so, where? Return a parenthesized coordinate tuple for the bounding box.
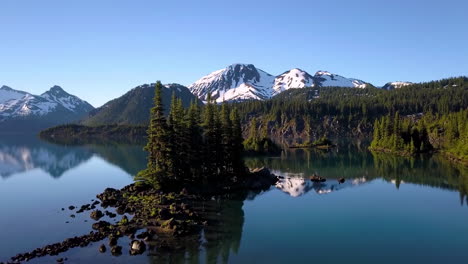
(1, 136, 467, 263)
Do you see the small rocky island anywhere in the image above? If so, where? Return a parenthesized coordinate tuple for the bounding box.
(289, 136, 335, 149)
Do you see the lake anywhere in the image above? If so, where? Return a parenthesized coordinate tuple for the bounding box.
(1, 136, 468, 263)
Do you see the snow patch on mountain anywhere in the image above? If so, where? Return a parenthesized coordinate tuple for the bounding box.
(314, 71, 367, 88)
(0, 85, 93, 122)
(189, 64, 372, 103)
(41, 86, 90, 112)
(188, 64, 275, 103)
(272, 68, 315, 96)
(382, 81, 413, 90)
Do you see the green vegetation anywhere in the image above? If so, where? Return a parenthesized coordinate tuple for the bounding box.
(370, 109, 468, 164)
(235, 77, 467, 141)
(39, 124, 147, 145)
(243, 117, 281, 155)
(369, 111, 431, 155)
(290, 136, 334, 149)
(82, 83, 202, 126)
(136, 82, 246, 190)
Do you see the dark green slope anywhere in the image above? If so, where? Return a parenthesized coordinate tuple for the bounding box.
(82, 83, 202, 126)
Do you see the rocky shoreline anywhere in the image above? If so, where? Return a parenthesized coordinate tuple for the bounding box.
(4, 168, 278, 264)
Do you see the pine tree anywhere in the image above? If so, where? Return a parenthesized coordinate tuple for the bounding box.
(202, 94, 218, 178)
(138, 81, 172, 188)
(186, 100, 203, 181)
(220, 103, 233, 174)
(230, 108, 245, 175)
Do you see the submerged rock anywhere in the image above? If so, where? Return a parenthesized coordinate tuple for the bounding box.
(130, 240, 146, 255)
(99, 244, 106, 253)
(111, 245, 122, 256)
(108, 236, 118, 246)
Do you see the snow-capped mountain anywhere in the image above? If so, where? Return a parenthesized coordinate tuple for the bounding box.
(188, 64, 370, 102)
(0, 86, 56, 119)
(382, 81, 413, 90)
(0, 85, 94, 132)
(313, 71, 367, 88)
(189, 64, 275, 102)
(41, 85, 93, 113)
(272, 68, 315, 96)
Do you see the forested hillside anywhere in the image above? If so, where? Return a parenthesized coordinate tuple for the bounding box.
(82, 83, 202, 126)
(235, 77, 467, 143)
(370, 110, 468, 164)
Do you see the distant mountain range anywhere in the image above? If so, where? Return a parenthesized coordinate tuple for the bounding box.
(0, 64, 418, 130)
(0, 85, 93, 133)
(188, 64, 372, 102)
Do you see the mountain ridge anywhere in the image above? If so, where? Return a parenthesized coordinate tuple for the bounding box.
(0, 85, 94, 133)
(81, 83, 202, 126)
(188, 63, 374, 102)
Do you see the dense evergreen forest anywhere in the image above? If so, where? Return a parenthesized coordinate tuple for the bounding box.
(370, 109, 468, 164)
(40, 76, 467, 165)
(137, 81, 246, 190)
(234, 77, 467, 142)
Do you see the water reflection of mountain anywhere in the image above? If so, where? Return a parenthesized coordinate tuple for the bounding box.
(275, 175, 367, 197)
(0, 136, 93, 178)
(246, 144, 468, 200)
(0, 136, 147, 179)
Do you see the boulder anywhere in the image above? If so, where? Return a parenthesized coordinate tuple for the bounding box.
(111, 245, 122, 256)
(130, 240, 146, 255)
(90, 210, 104, 220)
(99, 244, 106, 253)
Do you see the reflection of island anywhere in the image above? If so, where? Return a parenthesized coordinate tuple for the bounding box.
(148, 190, 266, 263)
(0, 136, 147, 179)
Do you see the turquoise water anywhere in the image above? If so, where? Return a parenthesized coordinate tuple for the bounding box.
(0, 137, 467, 263)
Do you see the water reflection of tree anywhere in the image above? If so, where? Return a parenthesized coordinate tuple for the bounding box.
(147, 190, 266, 264)
(89, 144, 147, 176)
(245, 145, 373, 179)
(372, 152, 468, 202)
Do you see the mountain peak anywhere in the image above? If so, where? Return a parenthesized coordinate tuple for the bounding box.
(189, 63, 274, 102)
(315, 70, 332, 76)
(0, 85, 14, 91)
(45, 85, 67, 95)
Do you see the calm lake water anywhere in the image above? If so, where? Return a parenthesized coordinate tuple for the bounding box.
(1, 136, 468, 263)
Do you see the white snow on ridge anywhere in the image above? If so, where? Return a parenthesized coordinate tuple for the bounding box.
(272, 68, 315, 96)
(0, 87, 27, 104)
(0, 85, 91, 121)
(189, 64, 371, 103)
(381, 81, 413, 90)
(189, 64, 275, 103)
(314, 71, 368, 88)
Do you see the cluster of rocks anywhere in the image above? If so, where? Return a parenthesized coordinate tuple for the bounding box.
(9, 231, 107, 263)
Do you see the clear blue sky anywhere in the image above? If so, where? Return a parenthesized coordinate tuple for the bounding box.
(1, 0, 467, 107)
